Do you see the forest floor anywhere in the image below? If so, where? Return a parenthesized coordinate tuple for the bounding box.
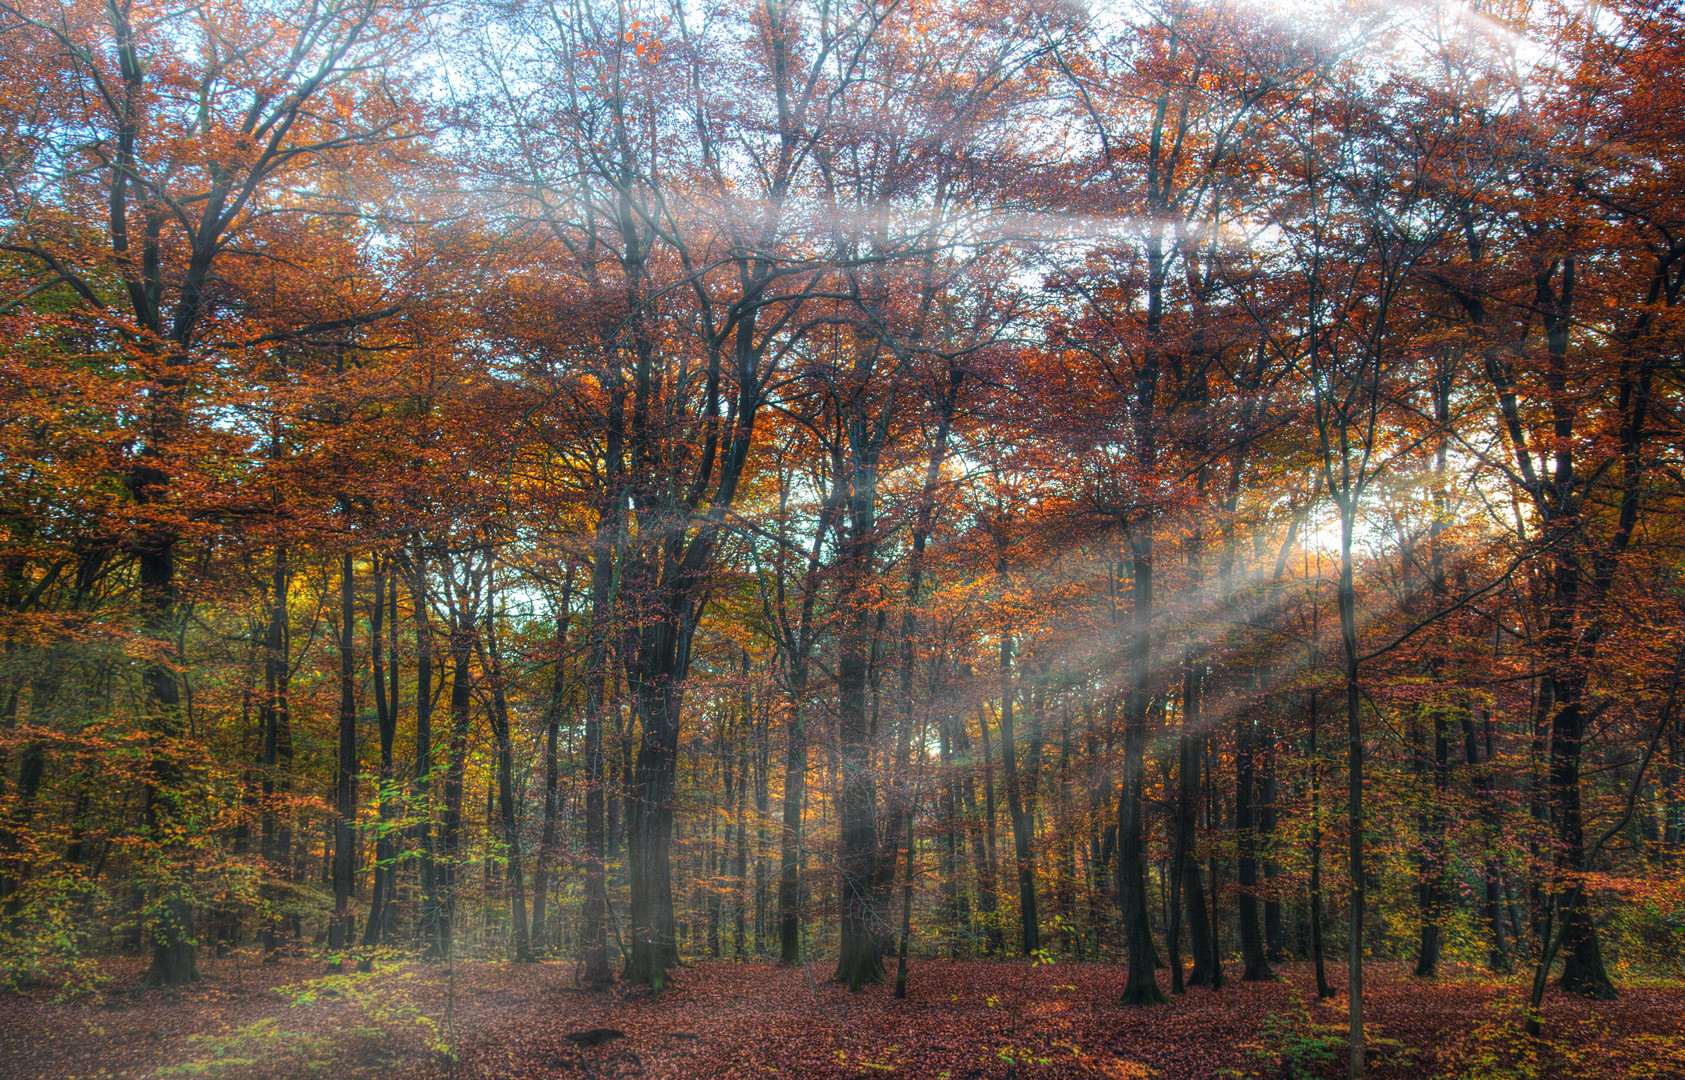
(3, 955, 1682, 1080)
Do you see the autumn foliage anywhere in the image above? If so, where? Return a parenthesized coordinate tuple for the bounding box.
(0, 0, 1682, 1076)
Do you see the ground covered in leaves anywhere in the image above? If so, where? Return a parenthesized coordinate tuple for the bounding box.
(3, 956, 1682, 1080)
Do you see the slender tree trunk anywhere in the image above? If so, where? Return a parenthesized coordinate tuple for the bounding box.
(363, 560, 398, 947)
(998, 630, 1038, 956)
(1236, 678, 1271, 981)
(1262, 727, 1284, 964)
(711, 734, 731, 959)
(531, 586, 572, 952)
(734, 730, 750, 961)
(1339, 503, 1365, 1079)
(755, 722, 770, 955)
(484, 599, 531, 962)
(1413, 707, 1448, 978)
(937, 712, 965, 954)
(1464, 710, 1509, 972)
(530, 663, 559, 951)
(893, 793, 917, 999)
(975, 706, 1003, 954)
(408, 548, 440, 959)
(439, 592, 477, 959)
(1177, 665, 1217, 988)
(329, 550, 356, 962)
(1056, 701, 1078, 957)
(260, 547, 293, 961)
(1206, 734, 1224, 990)
(778, 694, 807, 966)
(774, 466, 842, 967)
(1309, 685, 1333, 999)
(581, 517, 616, 982)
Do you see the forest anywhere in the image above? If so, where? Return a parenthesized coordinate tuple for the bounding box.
(0, 0, 1682, 1076)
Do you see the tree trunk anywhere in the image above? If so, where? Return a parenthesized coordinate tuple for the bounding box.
(1308, 686, 1333, 999)
(1177, 665, 1218, 988)
(1236, 681, 1271, 981)
(974, 706, 1003, 954)
(1262, 727, 1284, 965)
(329, 550, 356, 962)
(1339, 506, 1365, 1079)
(139, 470, 195, 987)
(581, 513, 616, 982)
(998, 630, 1038, 956)
(623, 602, 686, 989)
(260, 547, 293, 962)
(408, 548, 440, 959)
(532, 591, 572, 952)
(363, 561, 398, 947)
(734, 728, 751, 961)
(835, 589, 884, 989)
(1550, 679, 1615, 999)
(1413, 707, 1448, 978)
(1464, 709, 1509, 972)
(484, 600, 531, 963)
(439, 601, 476, 959)
(778, 694, 807, 966)
(1118, 527, 1164, 1005)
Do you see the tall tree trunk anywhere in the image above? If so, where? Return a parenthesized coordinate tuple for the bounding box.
(408, 547, 440, 959)
(1308, 683, 1333, 999)
(439, 587, 477, 960)
(137, 375, 193, 986)
(1464, 709, 1509, 972)
(1415, 382, 1454, 979)
(834, 440, 885, 990)
(1056, 701, 1078, 957)
(836, 583, 884, 988)
(778, 692, 807, 965)
(363, 561, 399, 947)
(139, 468, 195, 986)
(734, 725, 751, 961)
(1549, 675, 1614, 999)
(1413, 707, 1449, 979)
(530, 596, 570, 953)
(998, 629, 1038, 956)
(1339, 502, 1365, 1078)
(536, 573, 576, 957)
(1176, 664, 1217, 988)
(329, 550, 356, 961)
(260, 547, 293, 962)
(484, 598, 531, 962)
(581, 506, 617, 982)
(711, 733, 732, 959)
(754, 719, 770, 955)
(1118, 525, 1164, 1004)
(1262, 727, 1284, 964)
(1206, 734, 1224, 991)
(893, 789, 918, 998)
(938, 710, 965, 954)
(622, 581, 690, 989)
(773, 467, 843, 967)
(1236, 679, 1271, 981)
(952, 706, 990, 954)
(974, 705, 1003, 954)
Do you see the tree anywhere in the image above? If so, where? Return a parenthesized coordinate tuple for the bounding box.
(0, 0, 428, 983)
